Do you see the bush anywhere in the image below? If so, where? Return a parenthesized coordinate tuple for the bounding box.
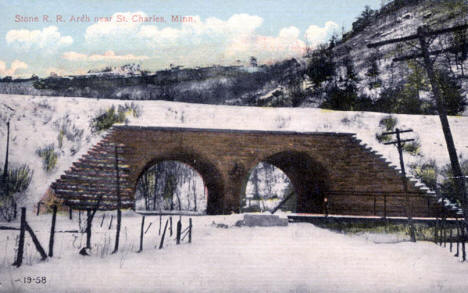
(0, 164, 33, 221)
(376, 116, 397, 143)
(402, 139, 422, 156)
(91, 106, 125, 132)
(91, 103, 141, 132)
(4, 164, 33, 194)
(379, 116, 398, 131)
(36, 144, 58, 171)
(409, 160, 438, 191)
(439, 159, 468, 203)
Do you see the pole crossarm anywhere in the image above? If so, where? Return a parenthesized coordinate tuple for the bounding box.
(367, 24, 468, 48)
(382, 129, 413, 135)
(393, 44, 468, 62)
(384, 139, 415, 145)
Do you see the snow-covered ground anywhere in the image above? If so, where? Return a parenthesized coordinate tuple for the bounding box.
(1, 94, 468, 207)
(1, 212, 468, 293)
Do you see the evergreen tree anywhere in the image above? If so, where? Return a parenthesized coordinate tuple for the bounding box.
(305, 44, 336, 88)
(436, 70, 467, 115)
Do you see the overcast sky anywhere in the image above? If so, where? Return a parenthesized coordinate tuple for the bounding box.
(0, 0, 383, 77)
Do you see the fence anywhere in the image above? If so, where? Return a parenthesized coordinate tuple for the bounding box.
(2, 205, 194, 268)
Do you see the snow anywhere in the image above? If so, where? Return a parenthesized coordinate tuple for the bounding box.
(1, 212, 468, 292)
(1, 94, 468, 207)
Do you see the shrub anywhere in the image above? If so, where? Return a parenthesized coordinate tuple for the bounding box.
(409, 160, 437, 191)
(91, 104, 141, 132)
(375, 116, 397, 143)
(439, 159, 468, 203)
(119, 102, 142, 118)
(54, 116, 84, 143)
(54, 116, 84, 154)
(379, 116, 398, 131)
(91, 106, 125, 132)
(341, 117, 351, 125)
(36, 144, 58, 171)
(0, 164, 33, 221)
(402, 139, 422, 156)
(5, 164, 33, 194)
(57, 130, 64, 148)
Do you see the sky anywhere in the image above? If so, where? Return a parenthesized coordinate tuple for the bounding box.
(0, 0, 383, 77)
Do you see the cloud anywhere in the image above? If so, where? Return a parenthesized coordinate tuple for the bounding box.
(85, 12, 264, 49)
(62, 51, 88, 61)
(63, 50, 149, 61)
(83, 12, 311, 66)
(0, 60, 28, 77)
(85, 12, 145, 42)
(226, 26, 306, 62)
(305, 21, 339, 48)
(6, 26, 73, 52)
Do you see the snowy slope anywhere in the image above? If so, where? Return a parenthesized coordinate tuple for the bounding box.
(1, 93, 468, 207)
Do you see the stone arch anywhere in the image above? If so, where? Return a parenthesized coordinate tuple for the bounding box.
(135, 151, 225, 215)
(242, 151, 330, 213)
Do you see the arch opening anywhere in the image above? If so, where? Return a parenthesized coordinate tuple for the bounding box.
(135, 153, 224, 215)
(242, 162, 295, 213)
(242, 151, 329, 214)
(135, 161, 207, 213)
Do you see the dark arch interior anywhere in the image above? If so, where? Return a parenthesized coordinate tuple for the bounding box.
(136, 152, 224, 215)
(263, 151, 329, 213)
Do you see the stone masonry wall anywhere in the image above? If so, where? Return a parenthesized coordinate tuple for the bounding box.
(51, 126, 450, 217)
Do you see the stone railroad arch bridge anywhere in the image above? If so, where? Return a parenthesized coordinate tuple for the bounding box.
(51, 126, 445, 217)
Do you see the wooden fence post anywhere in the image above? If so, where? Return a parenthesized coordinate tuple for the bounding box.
(36, 202, 41, 216)
(176, 219, 182, 245)
(138, 216, 145, 253)
(113, 209, 121, 253)
(108, 214, 114, 230)
(455, 220, 460, 257)
(12, 207, 26, 267)
(461, 223, 466, 262)
(442, 216, 447, 247)
(69, 206, 73, 220)
(112, 145, 122, 254)
(159, 219, 169, 249)
(188, 218, 192, 244)
(24, 222, 47, 260)
(144, 222, 152, 235)
(86, 209, 92, 249)
(48, 205, 57, 257)
(450, 227, 453, 252)
(100, 213, 106, 228)
(170, 217, 173, 237)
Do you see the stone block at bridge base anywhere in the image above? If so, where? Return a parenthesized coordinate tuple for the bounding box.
(242, 214, 288, 227)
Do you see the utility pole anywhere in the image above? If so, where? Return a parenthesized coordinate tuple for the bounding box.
(383, 128, 416, 242)
(368, 24, 468, 227)
(112, 144, 122, 254)
(2, 121, 10, 198)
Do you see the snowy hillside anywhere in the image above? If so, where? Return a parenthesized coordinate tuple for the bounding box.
(333, 0, 468, 96)
(1, 93, 468, 207)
